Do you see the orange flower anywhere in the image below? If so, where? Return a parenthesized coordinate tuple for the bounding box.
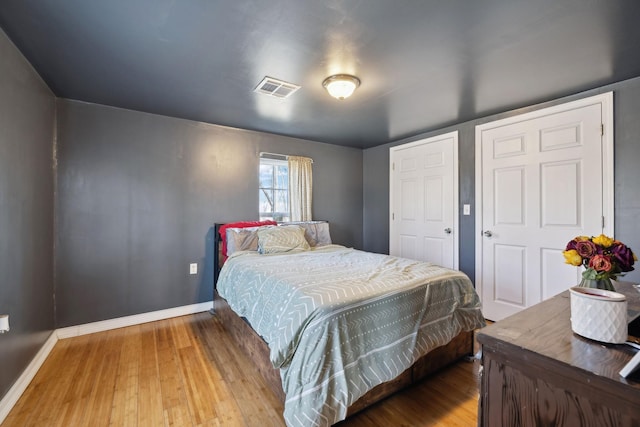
(589, 254, 613, 272)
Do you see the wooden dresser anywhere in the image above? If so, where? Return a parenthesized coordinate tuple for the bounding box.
(477, 281, 640, 426)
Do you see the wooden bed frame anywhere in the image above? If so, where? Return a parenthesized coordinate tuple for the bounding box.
(212, 223, 474, 417)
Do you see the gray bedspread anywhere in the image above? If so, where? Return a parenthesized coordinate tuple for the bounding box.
(217, 245, 485, 426)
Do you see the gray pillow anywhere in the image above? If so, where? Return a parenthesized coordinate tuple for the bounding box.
(257, 225, 310, 254)
(226, 226, 273, 256)
(281, 221, 332, 247)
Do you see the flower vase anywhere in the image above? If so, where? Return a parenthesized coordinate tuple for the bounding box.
(578, 277, 615, 291)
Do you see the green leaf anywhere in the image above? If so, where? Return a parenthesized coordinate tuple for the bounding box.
(582, 268, 598, 280)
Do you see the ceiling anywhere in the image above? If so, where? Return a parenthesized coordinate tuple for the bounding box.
(2, 1, 640, 149)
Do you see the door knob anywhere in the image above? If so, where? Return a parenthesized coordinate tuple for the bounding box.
(444, 228, 452, 234)
(483, 230, 493, 237)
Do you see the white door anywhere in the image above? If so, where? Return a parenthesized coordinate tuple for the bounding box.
(476, 93, 614, 321)
(390, 131, 458, 269)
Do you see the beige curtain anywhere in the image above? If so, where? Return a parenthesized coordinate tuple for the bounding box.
(288, 156, 313, 221)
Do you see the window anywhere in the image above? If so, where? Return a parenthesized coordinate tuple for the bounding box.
(259, 158, 290, 221)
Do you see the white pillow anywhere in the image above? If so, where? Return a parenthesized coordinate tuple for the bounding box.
(257, 225, 310, 254)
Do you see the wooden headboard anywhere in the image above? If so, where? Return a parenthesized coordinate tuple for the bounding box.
(213, 223, 224, 289)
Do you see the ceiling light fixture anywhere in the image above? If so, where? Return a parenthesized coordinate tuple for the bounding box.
(322, 74, 360, 100)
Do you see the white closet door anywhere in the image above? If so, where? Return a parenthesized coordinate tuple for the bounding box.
(390, 132, 458, 269)
(476, 94, 613, 321)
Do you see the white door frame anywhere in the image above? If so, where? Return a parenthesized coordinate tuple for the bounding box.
(390, 130, 459, 269)
(474, 92, 614, 299)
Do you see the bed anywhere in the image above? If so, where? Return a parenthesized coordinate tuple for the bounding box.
(212, 221, 485, 427)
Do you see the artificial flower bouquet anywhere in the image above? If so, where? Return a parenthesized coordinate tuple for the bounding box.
(563, 234, 636, 290)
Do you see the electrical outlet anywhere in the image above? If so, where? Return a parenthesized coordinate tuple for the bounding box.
(463, 204, 471, 215)
(189, 263, 198, 275)
(0, 314, 9, 333)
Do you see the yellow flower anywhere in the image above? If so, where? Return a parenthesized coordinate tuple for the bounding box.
(563, 249, 583, 266)
(592, 234, 614, 248)
(575, 236, 590, 241)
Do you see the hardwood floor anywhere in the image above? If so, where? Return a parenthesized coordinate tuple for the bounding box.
(2, 313, 481, 426)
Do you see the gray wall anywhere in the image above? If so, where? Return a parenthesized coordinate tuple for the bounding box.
(363, 78, 640, 284)
(55, 100, 363, 327)
(0, 31, 55, 397)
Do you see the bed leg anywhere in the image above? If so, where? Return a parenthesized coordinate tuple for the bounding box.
(210, 290, 218, 315)
(463, 330, 477, 362)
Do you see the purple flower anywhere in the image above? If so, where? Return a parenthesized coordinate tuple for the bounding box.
(611, 243, 635, 272)
(565, 240, 577, 251)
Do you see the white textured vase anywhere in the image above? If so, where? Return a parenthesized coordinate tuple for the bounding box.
(569, 287, 628, 344)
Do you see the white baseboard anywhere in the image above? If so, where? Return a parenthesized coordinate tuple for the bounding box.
(0, 301, 213, 424)
(0, 331, 58, 424)
(56, 301, 213, 339)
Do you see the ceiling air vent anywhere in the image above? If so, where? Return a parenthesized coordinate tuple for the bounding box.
(254, 76, 301, 98)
